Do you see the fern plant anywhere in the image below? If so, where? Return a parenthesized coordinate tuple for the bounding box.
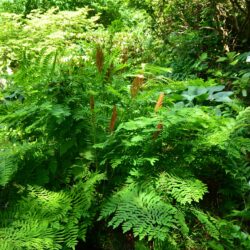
(0, 173, 105, 250)
(96, 95, 250, 248)
(0, 3, 249, 249)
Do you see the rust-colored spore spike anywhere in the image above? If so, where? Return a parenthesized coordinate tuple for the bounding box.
(96, 46, 104, 73)
(153, 123, 163, 139)
(153, 92, 165, 139)
(105, 62, 114, 81)
(154, 92, 164, 112)
(109, 105, 117, 132)
(130, 74, 144, 98)
(90, 95, 95, 111)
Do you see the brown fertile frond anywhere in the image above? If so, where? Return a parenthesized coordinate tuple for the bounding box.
(96, 45, 104, 73)
(153, 93, 165, 139)
(109, 105, 117, 132)
(153, 123, 163, 139)
(90, 95, 95, 111)
(130, 74, 144, 98)
(105, 62, 114, 81)
(154, 92, 164, 112)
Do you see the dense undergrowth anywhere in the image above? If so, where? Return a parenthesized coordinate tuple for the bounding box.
(0, 0, 249, 249)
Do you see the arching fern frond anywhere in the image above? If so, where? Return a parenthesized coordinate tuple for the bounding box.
(99, 185, 189, 241)
(156, 173, 208, 205)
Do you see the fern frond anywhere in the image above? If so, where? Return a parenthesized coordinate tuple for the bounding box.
(130, 74, 144, 98)
(96, 45, 104, 73)
(99, 185, 188, 241)
(0, 156, 18, 186)
(156, 173, 208, 205)
(154, 92, 164, 112)
(192, 209, 220, 240)
(109, 105, 117, 132)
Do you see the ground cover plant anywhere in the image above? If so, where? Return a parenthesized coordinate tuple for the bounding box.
(0, 0, 249, 249)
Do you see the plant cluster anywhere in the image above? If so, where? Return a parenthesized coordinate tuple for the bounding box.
(0, 1, 249, 250)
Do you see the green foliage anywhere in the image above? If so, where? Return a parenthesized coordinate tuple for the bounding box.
(128, 0, 250, 83)
(0, 1, 249, 249)
(0, 0, 134, 27)
(0, 173, 105, 249)
(157, 173, 208, 205)
(192, 209, 220, 240)
(99, 184, 188, 242)
(97, 99, 249, 248)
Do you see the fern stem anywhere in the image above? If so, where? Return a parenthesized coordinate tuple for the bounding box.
(90, 95, 98, 170)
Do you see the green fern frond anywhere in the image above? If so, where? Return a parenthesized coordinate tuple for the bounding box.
(99, 185, 188, 241)
(156, 173, 208, 204)
(0, 220, 62, 250)
(192, 209, 220, 240)
(0, 156, 18, 186)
